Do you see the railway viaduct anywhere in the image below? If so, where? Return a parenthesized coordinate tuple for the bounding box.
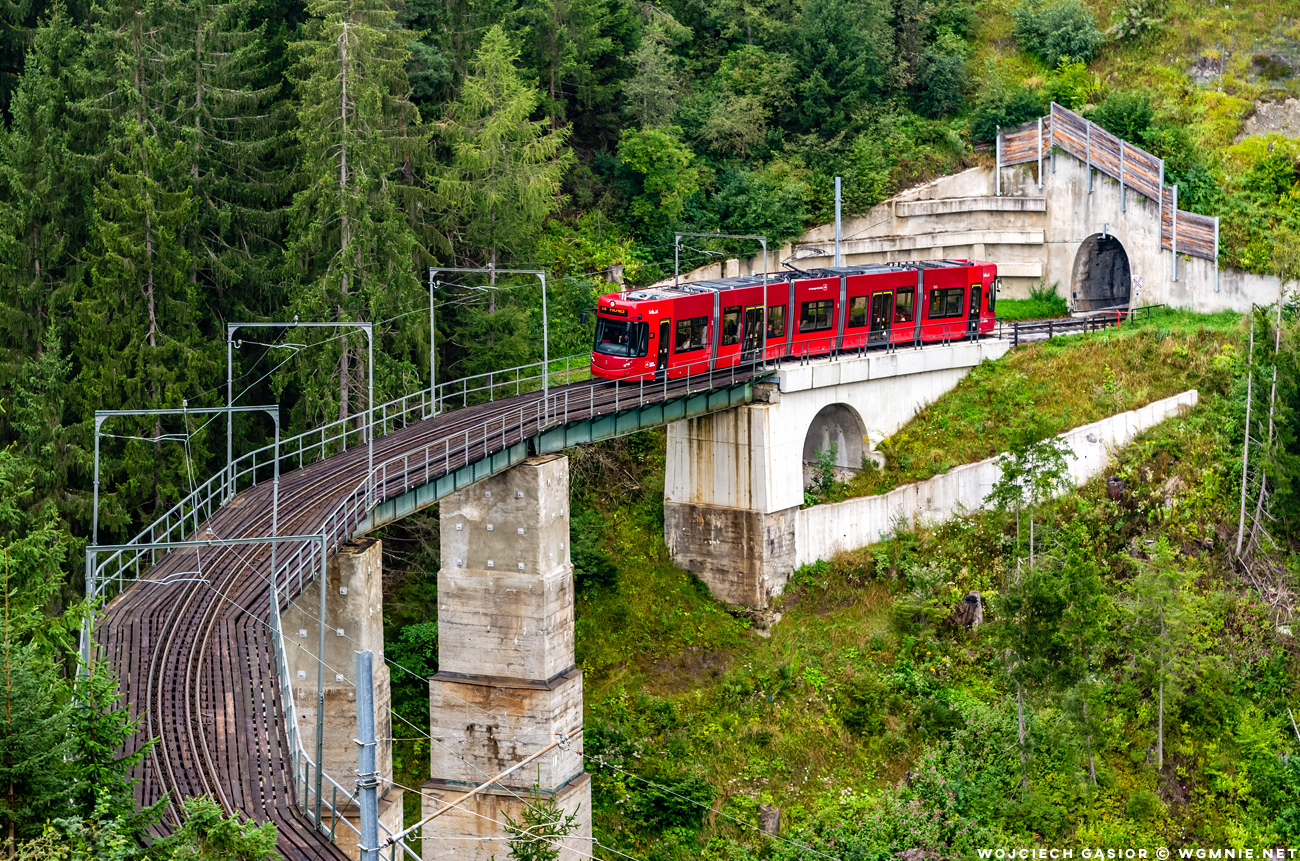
(97, 335, 1036, 861)
(95, 106, 1275, 861)
(674, 103, 1285, 315)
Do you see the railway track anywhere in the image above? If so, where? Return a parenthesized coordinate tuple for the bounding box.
(99, 367, 759, 859)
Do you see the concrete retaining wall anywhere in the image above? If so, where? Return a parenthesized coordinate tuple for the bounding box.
(793, 389, 1199, 567)
(663, 156, 1288, 313)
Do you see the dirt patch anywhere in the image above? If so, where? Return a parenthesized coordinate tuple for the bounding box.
(1237, 98, 1300, 142)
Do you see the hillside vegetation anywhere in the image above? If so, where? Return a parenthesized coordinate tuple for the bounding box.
(560, 311, 1300, 859)
(820, 309, 1239, 502)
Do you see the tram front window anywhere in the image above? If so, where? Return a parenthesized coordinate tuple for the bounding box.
(594, 318, 649, 357)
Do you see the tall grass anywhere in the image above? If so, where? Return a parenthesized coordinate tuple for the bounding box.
(831, 311, 1242, 500)
(995, 282, 1070, 321)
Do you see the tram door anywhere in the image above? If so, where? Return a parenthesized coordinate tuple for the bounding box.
(868, 291, 893, 346)
(657, 320, 671, 374)
(741, 306, 763, 359)
(966, 283, 981, 336)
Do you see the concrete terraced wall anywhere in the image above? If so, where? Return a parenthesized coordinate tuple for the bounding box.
(793, 389, 1199, 567)
(664, 158, 1287, 313)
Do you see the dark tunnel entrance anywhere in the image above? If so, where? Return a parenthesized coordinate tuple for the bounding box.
(1072, 233, 1132, 312)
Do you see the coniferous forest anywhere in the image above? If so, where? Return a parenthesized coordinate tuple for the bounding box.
(0, 0, 1299, 854)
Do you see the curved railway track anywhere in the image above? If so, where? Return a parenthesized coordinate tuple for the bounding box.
(99, 368, 760, 859)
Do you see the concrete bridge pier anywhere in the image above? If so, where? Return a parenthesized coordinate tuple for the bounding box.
(665, 342, 1011, 609)
(422, 454, 591, 861)
(282, 538, 404, 860)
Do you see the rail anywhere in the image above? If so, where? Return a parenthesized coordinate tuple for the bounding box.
(269, 585, 421, 860)
(97, 323, 1036, 854)
(88, 352, 590, 605)
(995, 304, 1169, 346)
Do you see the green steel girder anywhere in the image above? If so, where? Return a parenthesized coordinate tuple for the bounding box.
(356, 377, 762, 534)
(357, 440, 530, 533)
(532, 379, 756, 452)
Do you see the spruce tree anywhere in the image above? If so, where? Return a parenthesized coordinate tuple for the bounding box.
(0, 3, 86, 431)
(77, 119, 209, 516)
(285, 0, 429, 432)
(0, 544, 72, 849)
(66, 656, 159, 828)
(435, 25, 571, 377)
(168, 0, 290, 321)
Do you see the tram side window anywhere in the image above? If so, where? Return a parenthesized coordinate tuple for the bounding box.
(846, 296, 868, 328)
(721, 307, 742, 346)
(927, 287, 965, 319)
(675, 315, 709, 352)
(989, 281, 999, 314)
(766, 305, 786, 340)
(799, 299, 834, 333)
(895, 288, 915, 323)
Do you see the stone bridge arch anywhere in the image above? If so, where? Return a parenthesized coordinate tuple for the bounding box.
(802, 403, 868, 476)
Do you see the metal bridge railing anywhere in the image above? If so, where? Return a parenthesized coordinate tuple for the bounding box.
(269, 585, 421, 861)
(89, 353, 589, 604)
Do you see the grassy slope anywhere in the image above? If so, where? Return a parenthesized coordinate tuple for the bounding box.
(576, 314, 1299, 858)
(830, 309, 1240, 500)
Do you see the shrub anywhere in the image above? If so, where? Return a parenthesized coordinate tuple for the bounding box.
(628, 774, 716, 832)
(840, 673, 888, 735)
(1087, 90, 1154, 144)
(1013, 0, 1105, 68)
(1108, 0, 1162, 41)
(571, 508, 618, 592)
(971, 86, 1046, 140)
(1046, 58, 1099, 110)
(914, 49, 967, 118)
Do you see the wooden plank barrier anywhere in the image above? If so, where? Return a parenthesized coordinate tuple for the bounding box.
(994, 103, 1218, 261)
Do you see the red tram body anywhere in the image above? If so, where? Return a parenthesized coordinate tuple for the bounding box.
(590, 260, 998, 381)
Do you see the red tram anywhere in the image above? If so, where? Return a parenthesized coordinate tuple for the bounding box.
(590, 260, 998, 381)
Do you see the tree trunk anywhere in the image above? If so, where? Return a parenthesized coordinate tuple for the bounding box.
(1157, 610, 1165, 771)
(1016, 682, 1029, 789)
(1082, 697, 1096, 785)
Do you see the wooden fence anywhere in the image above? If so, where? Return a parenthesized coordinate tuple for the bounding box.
(998, 103, 1218, 261)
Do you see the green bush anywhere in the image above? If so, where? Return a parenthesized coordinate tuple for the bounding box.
(1013, 0, 1105, 68)
(571, 508, 619, 592)
(628, 774, 717, 832)
(914, 49, 967, 118)
(1088, 91, 1154, 143)
(971, 86, 1046, 140)
(839, 673, 888, 735)
(1046, 58, 1098, 110)
(1108, 0, 1163, 41)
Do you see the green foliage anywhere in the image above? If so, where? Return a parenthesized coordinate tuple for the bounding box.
(1012, 0, 1104, 68)
(160, 796, 279, 860)
(0, 639, 70, 843)
(615, 126, 701, 235)
(804, 444, 837, 505)
(67, 659, 158, 826)
(789, 0, 891, 134)
(1107, 0, 1163, 42)
(504, 785, 580, 861)
(627, 774, 715, 832)
(1089, 91, 1156, 146)
(914, 49, 967, 119)
(284, 0, 428, 429)
(1046, 58, 1099, 110)
(971, 84, 1046, 141)
(571, 508, 618, 592)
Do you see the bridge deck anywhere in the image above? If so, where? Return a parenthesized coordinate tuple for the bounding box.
(99, 368, 759, 859)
